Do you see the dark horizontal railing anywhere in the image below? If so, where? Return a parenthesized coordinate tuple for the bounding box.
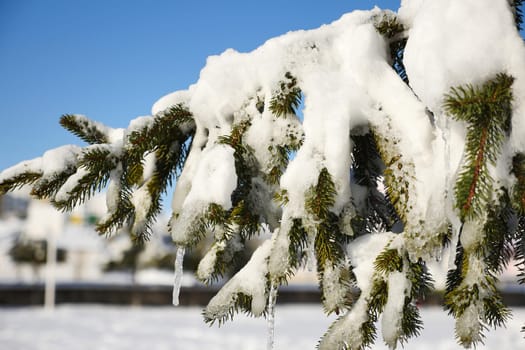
(0, 283, 523, 307)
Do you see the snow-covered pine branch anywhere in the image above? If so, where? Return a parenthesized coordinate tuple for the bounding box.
(1, 0, 525, 348)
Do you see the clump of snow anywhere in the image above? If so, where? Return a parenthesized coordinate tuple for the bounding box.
(318, 297, 370, 350)
(0, 145, 81, 189)
(197, 234, 243, 282)
(267, 219, 291, 280)
(459, 219, 485, 252)
(321, 263, 348, 313)
(397, 0, 424, 28)
(455, 303, 483, 346)
(151, 90, 191, 115)
(196, 242, 223, 281)
(382, 271, 411, 348)
(126, 115, 151, 133)
(54, 167, 90, 203)
(130, 185, 153, 235)
(105, 165, 123, 215)
(404, 0, 524, 116)
(107, 128, 125, 148)
(142, 152, 156, 182)
(348, 233, 395, 293)
(41, 145, 81, 176)
(183, 145, 237, 210)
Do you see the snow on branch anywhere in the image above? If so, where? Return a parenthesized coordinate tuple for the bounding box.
(2, 0, 525, 348)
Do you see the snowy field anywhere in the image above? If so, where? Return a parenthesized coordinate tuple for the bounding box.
(0, 304, 524, 350)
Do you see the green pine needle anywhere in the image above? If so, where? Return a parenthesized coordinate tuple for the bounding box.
(444, 73, 514, 220)
(31, 168, 77, 199)
(269, 72, 302, 117)
(512, 153, 525, 214)
(482, 193, 516, 274)
(60, 114, 109, 145)
(374, 248, 403, 274)
(306, 168, 337, 220)
(0, 171, 42, 195)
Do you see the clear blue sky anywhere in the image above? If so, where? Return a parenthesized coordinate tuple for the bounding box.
(0, 0, 401, 172)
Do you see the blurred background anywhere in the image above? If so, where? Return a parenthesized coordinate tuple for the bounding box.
(0, 188, 524, 349)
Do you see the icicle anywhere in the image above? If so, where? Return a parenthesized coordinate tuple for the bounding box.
(442, 115, 453, 219)
(172, 245, 185, 306)
(266, 281, 278, 350)
(448, 222, 462, 270)
(306, 233, 316, 271)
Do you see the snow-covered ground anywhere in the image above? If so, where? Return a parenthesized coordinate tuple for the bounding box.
(0, 304, 523, 350)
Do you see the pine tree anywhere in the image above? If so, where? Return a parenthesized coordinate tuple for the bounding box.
(1, 1, 525, 349)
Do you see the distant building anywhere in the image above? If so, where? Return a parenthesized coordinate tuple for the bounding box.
(0, 193, 30, 219)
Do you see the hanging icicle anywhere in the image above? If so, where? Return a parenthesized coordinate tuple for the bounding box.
(172, 245, 185, 306)
(266, 281, 278, 350)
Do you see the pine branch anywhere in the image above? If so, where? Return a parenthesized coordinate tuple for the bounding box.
(287, 218, 308, 270)
(266, 143, 300, 185)
(483, 290, 512, 329)
(407, 259, 434, 301)
(129, 142, 188, 241)
(96, 196, 134, 236)
(53, 147, 116, 211)
(512, 153, 525, 214)
(127, 103, 194, 156)
(0, 171, 42, 195)
(304, 168, 354, 313)
(176, 203, 230, 247)
(306, 168, 336, 220)
(269, 72, 302, 117)
(456, 126, 490, 219)
(374, 248, 403, 274)
(515, 215, 525, 285)
(351, 130, 399, 234)
(264, 114, 303, 185)
(230, 199, 260, 239)
(444, 74, 514, 120)
(306, 168, 344, 270)
(217, 120, 264, 243)
(400, 301, 424, 344)
(444, 73, 514, 220)
(482, 192, 516, 273)
(31, 167, 77, 198)
(217, 120, 251, 155)
(112, 104, 195, 241)
(314, 213, 345, 271)
(204, 292, 258, 325)
(351, 130, 384, 188)
(365, 278, 388, 338)
(218, 120, 259, 214)
(374, 14, 404, 39)
(374, 13, 409, 83)
(203, 241, 272, 325)
(197, 234, 247, 284)
(372, 127, 413, 226)
(445, 227, 512, 347)
(60, 114, 109, 144)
